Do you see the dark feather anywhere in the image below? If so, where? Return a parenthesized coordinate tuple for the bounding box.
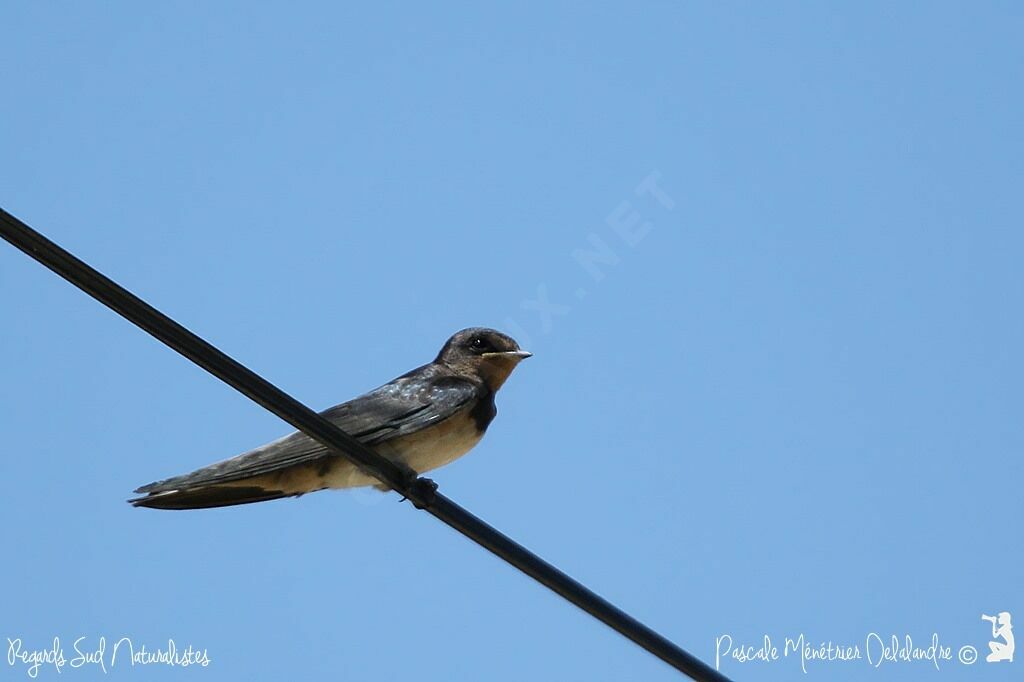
(129, 486, 293, 510)
(133, 367, 481, 495)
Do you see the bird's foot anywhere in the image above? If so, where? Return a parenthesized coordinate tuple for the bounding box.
(398, 475, 438, 510)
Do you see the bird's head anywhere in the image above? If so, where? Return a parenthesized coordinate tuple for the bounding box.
(437, 327, 531, 391)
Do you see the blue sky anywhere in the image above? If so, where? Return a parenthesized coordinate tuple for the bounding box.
(1, 3, 1021, 681)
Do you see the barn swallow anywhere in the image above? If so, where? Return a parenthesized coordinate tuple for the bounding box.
(129, 328, 530, 510)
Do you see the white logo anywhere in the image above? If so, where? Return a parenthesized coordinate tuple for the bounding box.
(981, 612, 1014, 663)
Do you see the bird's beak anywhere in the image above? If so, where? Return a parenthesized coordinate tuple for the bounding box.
(483, 350, 532, 360)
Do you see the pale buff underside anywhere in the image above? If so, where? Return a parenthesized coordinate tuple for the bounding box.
(218, 410, 485, 495)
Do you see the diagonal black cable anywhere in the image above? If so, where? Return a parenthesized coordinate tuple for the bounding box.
(0, 206, 731, 682)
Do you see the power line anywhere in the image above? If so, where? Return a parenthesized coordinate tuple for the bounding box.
(0, 207, 731, 682)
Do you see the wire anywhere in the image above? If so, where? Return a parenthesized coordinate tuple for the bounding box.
(1, 207, 731, 682)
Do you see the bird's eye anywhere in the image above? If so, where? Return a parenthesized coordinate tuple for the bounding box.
(470, 337, 490, 352)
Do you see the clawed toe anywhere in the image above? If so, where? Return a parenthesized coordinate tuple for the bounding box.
(398, 475, 438, 509)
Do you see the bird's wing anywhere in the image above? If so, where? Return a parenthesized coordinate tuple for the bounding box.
(133, 372, 479, 494)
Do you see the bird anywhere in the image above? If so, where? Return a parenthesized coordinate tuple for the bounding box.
(129, 328, 531, 510)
